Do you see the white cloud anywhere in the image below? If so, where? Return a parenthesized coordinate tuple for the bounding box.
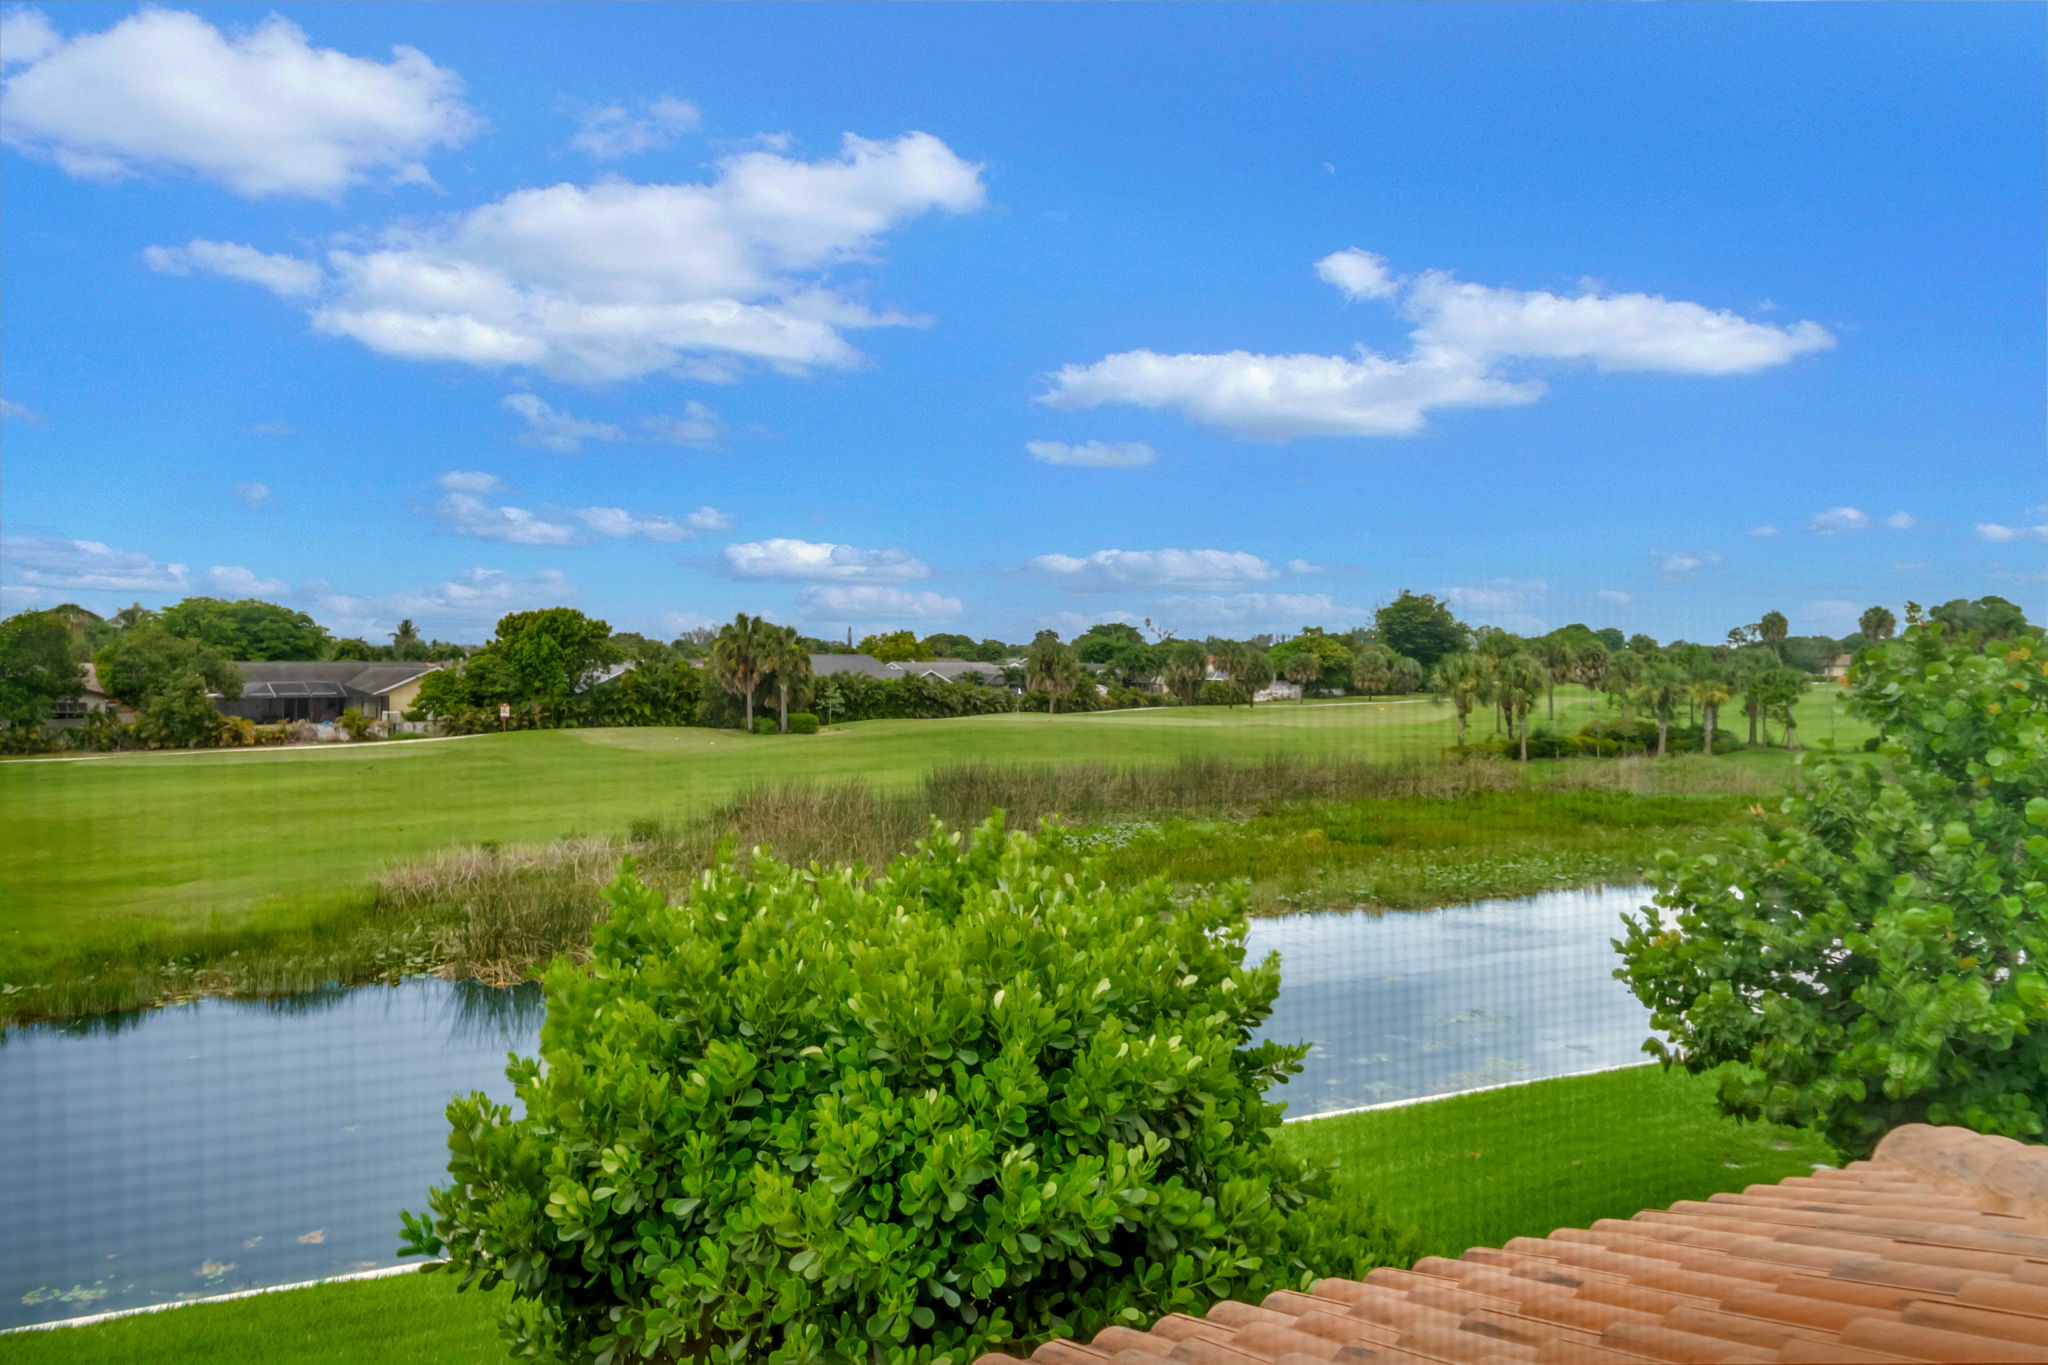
(1596, 589, 1633, 605)
(0, 8, 479, 198)
(436, 491, 580, 546)
(296, 131, 985, 382)
(1040, 347, 1542, 441)
(1029, 548, 1281, 592)
(569, 95, 700, 160)
(1444, 578, 1548, 611)
(571, 505, 729, 542)
(1657, 550, 1721, 575)
(0, 9, 61, 67)
(724, 538, 930, 581)
(0, 534, 188, 592)
(1025, 439, 1158, 468)
(315, 567, 572, 636)
(1314, 248, 1398, 300)
(662, 610, 717, 636)
(1748, 524, 1780, 538)
(1402, 269, 1834, 375)
(502, 393, 625, 453)
(143, 239, 322, 298)
(1285, 558, 1333, 575)
(206, 564, 289, 596)
(1155, 592, 1374, 630)
(436, 470, 503, 494)
(1884, 510, 1916, 530)
(234, 482, 272, 506)
(795, 584, 962, 621)
(1978, 521, 2048, 545)
(249, 422, 293, 437)
(642, 401, 722, 448)
(1041, 250, 1831, 441)
(1808, 506, 1870, 535)
(1, 398, 42, 422)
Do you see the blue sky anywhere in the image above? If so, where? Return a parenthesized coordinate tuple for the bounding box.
(3, 2, 2042, 646)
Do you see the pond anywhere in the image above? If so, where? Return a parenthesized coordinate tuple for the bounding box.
(0, 884, 1656, 1328)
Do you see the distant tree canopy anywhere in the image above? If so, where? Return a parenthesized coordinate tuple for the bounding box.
(93, 626, 241, 707)
(1373, 590, 1470, 669)
(0, 611, 82, 727)
(1929, 595, 2037, 647)
(858, 629, 930, 663)
(156, 596, 329, 661)
(1072, 622, 1145, 663)
(494, 609, 618, 719)
(1269, 628, 1356, 694)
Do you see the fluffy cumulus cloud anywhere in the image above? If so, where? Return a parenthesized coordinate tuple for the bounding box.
(315, 567, 573, 636)
(1978, 520, 2048, 545)
(436, 489, 581, 546)
(432, 471, 722, 545)
(1028, 548, 1282, 592)
(1042, 250, 1832, 441)
(157, 131, 985, 384)
(569, 95, 700, 160)
(0, 533, 189, 592)
(1807, 506, 1870, 535)
(206, 564, 289, 595)
(144, 240, 322, 298)
(1025, 439, 1157, 468)
(795, 584, 962, 622)
(571, 504, 730, 542)
(1155, 592, 1373, 630)
(0, 8, 479, 198)
(723, 538, 930, 581)
(502, 393, 625, 453)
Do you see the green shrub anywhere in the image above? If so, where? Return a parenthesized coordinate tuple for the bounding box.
(1616, 623, 2048, 1156)
(338, 707, 379, 741)
(400, 817, 1413, 1363)
(752, 714, 780, 735)
(787, 711, 820, 734)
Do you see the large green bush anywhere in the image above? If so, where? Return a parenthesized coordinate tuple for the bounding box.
(787, 711, 820, 734)
(1616, 623, 2047, 1156)
(400, 818, 1411, 1363)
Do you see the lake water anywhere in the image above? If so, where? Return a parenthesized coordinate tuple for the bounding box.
(0, 884, 1655, 1328)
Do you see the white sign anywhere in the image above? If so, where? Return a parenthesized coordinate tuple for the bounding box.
(498, 703, 511, 718)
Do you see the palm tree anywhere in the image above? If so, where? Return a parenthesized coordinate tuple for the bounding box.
(1639, 662, 1688, 757)
(1389, 654, 1424, 696)
(1351, 643, 1395, 696)
(1602, 648, 1645, 713)
(1493, 654, 1548, 762)
(1535, 637, 1576, 720)
(1858, 605, 1897, 642)
(1024, 632, 1082, 713)
(709, 613, 773, 732)
(1236, 647, 1275, 706)
(1430, 652, 1488, 747)
(1162, 641, 1206, 704)
(763, 625, 811, 733)
(1691, 674, 1732, 755)
(1759, 610, 1789, 660)
(1281, 650, 1320, 701)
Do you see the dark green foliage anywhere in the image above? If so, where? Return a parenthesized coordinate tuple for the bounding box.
(787, 711, 820, 734)
(1928, 595, 2038, 649)
(156, 596, 330, 660)
(584, 659, 702, 727)
(401, 819, 1411, 1363)
(753, 714, 780, 734)
(1616, 623, 2048, 1156)
(136, 672, 222, 748)
(94, 626, 241, 708)
(495, 609, 619, 722)
(859, 629, 931, 663)
(0, 609, 82, 727)
(1372, 591, 1470, 670)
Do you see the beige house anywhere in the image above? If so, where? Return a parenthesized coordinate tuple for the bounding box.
(1824, 652, 1854, 683)
(219, 661, 446, 724)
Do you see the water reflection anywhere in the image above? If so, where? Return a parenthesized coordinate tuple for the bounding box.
(0, 886, 1653, 1327)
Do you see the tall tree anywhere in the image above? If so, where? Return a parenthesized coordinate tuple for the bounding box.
(1162, 641, 1207, 704)
(1023, 631, 1083, 713)
(1639, 662, 1689, 758)
(1280, 649, 1320, 700)
(711, 613, 775, 732)
(1691, 674, 1732, 756)
(1758, 610, 1789, 659)
(764, 625, 811, 733)
(1389, 654, 1424, 696)
(156, 596, 330, 661)
(1534, 636, 1577, 720)
(1601, 648, 1646, 712)
(1429, 652, 1488, 747)
(1493, 655, 1548, 762)
(1373, 591, 1471, 670)
(857, 630, 931, 663)
(1350, 643, 1396, 697)
(0, 610, 83, 728)
(1235, 647, 1275, 706)
(94, 626, 240, 707)
(1857, 605, 1897, 643)
(391, 619, 428, 660)
(494, 609, 617, 724)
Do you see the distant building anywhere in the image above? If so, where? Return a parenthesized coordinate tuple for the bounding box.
(1824, 652, 1853, 684)
(217, 661, 446, 725)
(47, 663, 130, 729)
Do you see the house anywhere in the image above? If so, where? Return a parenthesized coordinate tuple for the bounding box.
(1825, 652, 1854, 683)
(47, 663, 131, 729)
(897, 658, 1008, 686)
(974, 1123, 2048, 1365)
(217, 660, 446, 725)
(808, 653, 900, 680)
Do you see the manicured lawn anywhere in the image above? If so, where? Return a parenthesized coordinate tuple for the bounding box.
(1, 1064, 1834, 1363)
(0, 686, 1864, 999)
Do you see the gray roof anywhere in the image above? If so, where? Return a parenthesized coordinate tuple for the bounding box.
(900, 659, 1006, 683)
(808, 653, 898, 679)
(234, 661, 443, 699)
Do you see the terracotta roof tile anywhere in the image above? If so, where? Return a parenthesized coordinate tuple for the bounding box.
(976, 1125, 2048, 1365)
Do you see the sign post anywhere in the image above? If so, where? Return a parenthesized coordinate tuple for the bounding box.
(499, 702, 510, 732)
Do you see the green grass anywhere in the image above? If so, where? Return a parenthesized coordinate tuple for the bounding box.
(0, 1064, 1835, 1363)
(0, 687, 1868, 1020)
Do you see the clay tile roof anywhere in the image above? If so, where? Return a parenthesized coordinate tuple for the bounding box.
(973, 1126, 2048, 1365)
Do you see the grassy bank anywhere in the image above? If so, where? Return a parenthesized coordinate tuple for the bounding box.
(2, 1064, 1835, 1363)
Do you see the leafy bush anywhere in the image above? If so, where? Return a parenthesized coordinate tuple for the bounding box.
(401, 818, 1413, 1363)
(752, 714, 780, 735)
(787, 711, 820, 734)
(339, 707, 380, 741)
(1616, 623, 2047, 1156)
